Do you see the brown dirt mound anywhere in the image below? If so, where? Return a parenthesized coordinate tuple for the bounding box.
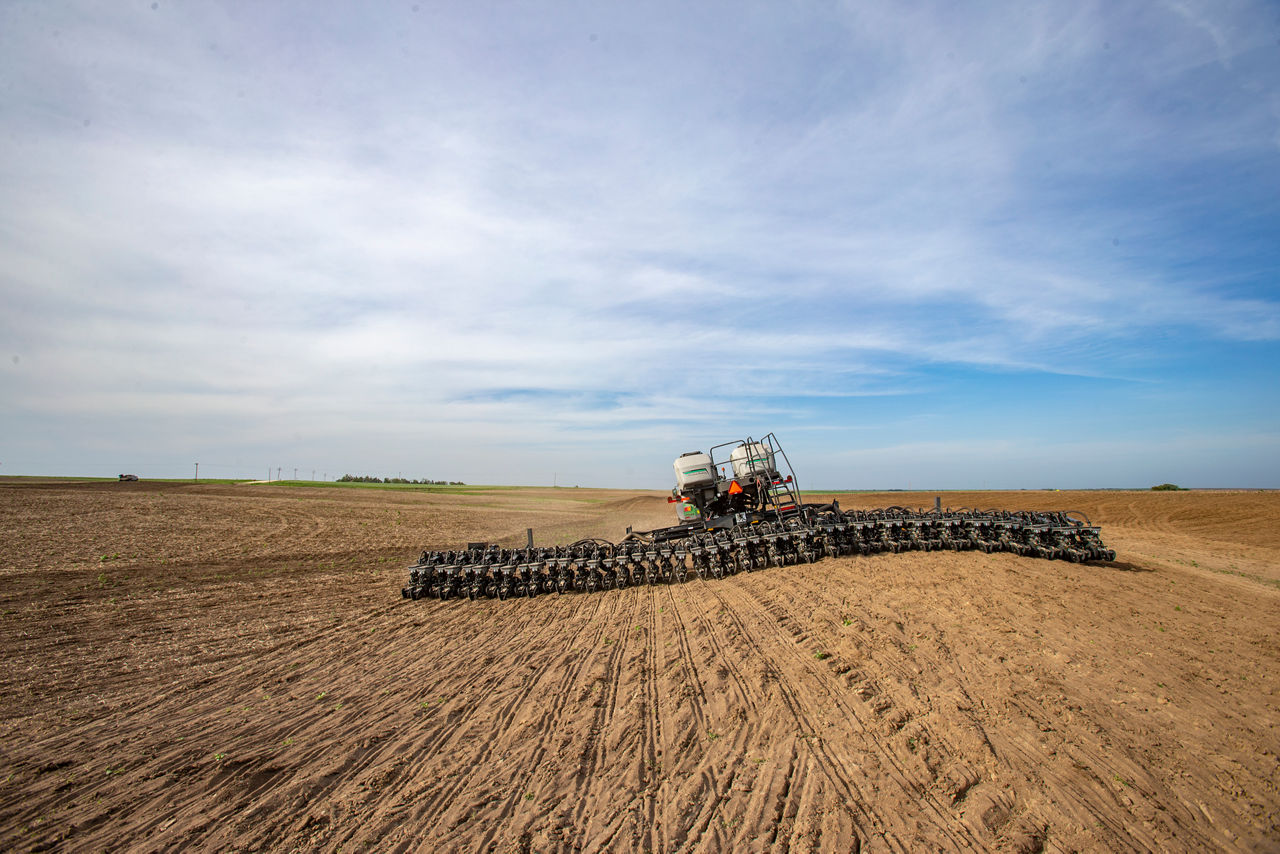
(1, 483, 1276, 851)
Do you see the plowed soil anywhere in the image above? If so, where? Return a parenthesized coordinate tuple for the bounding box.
(1, 481, 1277, 852)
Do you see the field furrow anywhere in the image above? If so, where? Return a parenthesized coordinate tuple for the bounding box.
(1, 482, 1277, 851)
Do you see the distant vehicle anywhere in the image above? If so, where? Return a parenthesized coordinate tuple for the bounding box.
(118, 474, 139, 482)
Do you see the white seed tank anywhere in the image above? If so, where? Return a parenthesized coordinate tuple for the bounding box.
(730, 442, 776, 479)
(673, 452, 715, 490)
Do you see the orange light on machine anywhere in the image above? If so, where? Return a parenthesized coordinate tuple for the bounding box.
(728, 480, 744, 495)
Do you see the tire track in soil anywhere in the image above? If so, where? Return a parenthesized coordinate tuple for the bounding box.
(403, 590, 616, 843)
(728, 576, 985, 849)
(680, 583, 760, 714)
(781, 748, 822, 853)
(710, 577, 985, 851)
(493, 588, 641, 852)
(645, 584, 724, 852)
(654, 583, 731, 851)
(746, 564, 1000, 816)
(6, 597, 420, 838)
(662, 585, 710, 732)
(381, 644, 555, 822)
(673, 582, 759, 851)
(756, 557, 1227, 851)
(165, 599, 539, 851)
(570, 588, 647, 853)
(639, 583, 667, 854)
(765, 742, 804, 852)
(175, 594, 572, 850)
(699, 580, 881, 846)
(256, 596, 572, 852)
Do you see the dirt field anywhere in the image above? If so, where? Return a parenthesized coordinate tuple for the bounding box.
(1, 481, 1277, 852)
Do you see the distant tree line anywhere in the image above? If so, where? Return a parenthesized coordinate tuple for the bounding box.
(336, 474, 465, 485)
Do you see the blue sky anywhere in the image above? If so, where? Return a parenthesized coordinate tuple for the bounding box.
(2, 1, 1278, 489)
